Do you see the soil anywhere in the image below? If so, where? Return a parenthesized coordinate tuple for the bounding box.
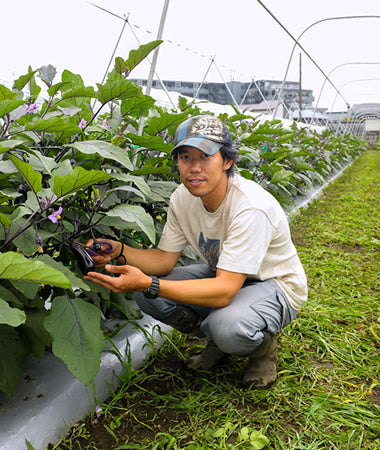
(50, 336, 245, 449)
(50, 356, 186, 449)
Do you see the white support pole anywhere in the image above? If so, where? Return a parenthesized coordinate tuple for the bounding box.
(213, 60, 241, 110)
(311, 62, 380, 124)
(330, 78, 380, 113)
(125, 18, 177, 111)
(137, 0, 170, 136)
(252, 80, 273, 115)
(257, 10, 380, 119)
(240, 78, 254, 106)
(193, 56, 215, 102)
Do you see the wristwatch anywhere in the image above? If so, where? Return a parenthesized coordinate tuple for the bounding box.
(143, 276, 160, 299)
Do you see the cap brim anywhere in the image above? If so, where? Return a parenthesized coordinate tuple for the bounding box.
(171, 137, 223, 156)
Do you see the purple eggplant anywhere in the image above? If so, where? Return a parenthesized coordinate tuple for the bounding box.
(71, 243, 95, 275)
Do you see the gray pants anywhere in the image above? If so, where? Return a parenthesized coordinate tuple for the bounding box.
(134, 264, 298, 356)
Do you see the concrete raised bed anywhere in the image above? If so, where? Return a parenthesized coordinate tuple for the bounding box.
(0, 313, 170, 450)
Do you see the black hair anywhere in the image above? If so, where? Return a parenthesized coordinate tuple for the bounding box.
(220, 145, 239, 177)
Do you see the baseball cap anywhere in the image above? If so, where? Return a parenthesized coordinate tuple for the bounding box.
(172, 115, 233, 156)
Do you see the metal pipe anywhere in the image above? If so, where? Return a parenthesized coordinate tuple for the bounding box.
(240, 78, 255, 105)
(252, 80, 273, 114)
(193, 56, 215, 102)
(312, 62, 380, 122)
(329, 78, 380, 113)
(137, 0, 170, 136)
(125, 20, 177, 111)
(212, 60, 240, 109)
(100, 14, 130, 85)
(240, 78, 279, 116)
(256, 8, 380, 118)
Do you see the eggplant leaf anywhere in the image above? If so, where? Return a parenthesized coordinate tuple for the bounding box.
(105, 204, 156, 244)
(52, 166, 112, 198)
(8, 155, 42, 194)
(44, 296, 105, 386)
(69, 140, 133, 170)
(0, 252, 71, 289)
(0, 299, 26, 327)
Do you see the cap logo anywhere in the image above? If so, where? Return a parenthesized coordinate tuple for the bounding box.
(172, 115, 232, 155)
(188, 117, 226, 143)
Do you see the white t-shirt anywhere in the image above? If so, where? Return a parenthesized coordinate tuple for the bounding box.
(158, 174, 308, 310)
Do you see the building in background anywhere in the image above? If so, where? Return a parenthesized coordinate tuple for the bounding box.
(134, 79, 378, 145)
(131, 78, 314, 119)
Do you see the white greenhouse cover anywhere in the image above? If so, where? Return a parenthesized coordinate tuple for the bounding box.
(149, 88, 325, 134)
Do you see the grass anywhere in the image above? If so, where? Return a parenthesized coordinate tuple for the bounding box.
(50, 150, 379, 450)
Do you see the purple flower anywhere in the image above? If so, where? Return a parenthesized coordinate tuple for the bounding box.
(48, 207, 62, 224)
(78, 118, 87, 129)
(27, 103, 40, 114)
(92, 405, 103, 424)
(125, 146, 131, 152)
(102, 119, 110, 128)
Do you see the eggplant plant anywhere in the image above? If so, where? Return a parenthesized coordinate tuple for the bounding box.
(0, 40, 367, 396)
(233, 116, 367, 206)
(0, 40, 187, 396)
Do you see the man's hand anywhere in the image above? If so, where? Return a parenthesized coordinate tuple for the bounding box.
(85, 238, 122, 267)
(84, 264, 152, 294)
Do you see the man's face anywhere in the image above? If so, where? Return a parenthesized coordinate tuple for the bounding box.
(177, 146, 232, 211)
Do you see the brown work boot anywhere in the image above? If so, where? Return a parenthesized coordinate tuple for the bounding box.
(164, 304, 203, 336)
(242, 332, 278, 388)
(186, 339, 226, 370)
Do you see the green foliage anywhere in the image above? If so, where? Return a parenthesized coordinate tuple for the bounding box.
(0, 252, 71, 288)
(44, 296, 105, 385)
(236, 119, 367, 205)
(0, 40, 182, 395)
(0, 39, 368, 396)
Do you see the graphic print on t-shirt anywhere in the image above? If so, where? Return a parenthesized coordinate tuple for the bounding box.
(198, 232, 220, 270)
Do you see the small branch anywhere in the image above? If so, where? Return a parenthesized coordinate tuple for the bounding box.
(0, 114, 11, 137)
(0, 210, 40, 252)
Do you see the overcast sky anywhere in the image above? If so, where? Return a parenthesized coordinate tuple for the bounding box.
(2, 0, 380, 112)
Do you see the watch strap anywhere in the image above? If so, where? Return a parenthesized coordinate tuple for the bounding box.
(143, 276, 160, 298)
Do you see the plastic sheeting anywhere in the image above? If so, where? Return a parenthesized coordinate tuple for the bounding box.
(149, 88, 325, 133)
(0, 313, 171, 450)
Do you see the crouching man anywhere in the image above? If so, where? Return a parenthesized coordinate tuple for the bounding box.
(85, 115, 307, 388)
